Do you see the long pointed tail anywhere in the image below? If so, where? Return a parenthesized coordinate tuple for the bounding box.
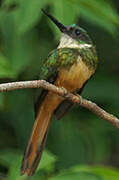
(20, 92, 62, 176)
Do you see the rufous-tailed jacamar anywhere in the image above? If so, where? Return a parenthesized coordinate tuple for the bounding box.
(20, 9, 98, 176)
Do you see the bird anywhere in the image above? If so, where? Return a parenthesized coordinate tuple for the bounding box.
(20, 9, 98, 176)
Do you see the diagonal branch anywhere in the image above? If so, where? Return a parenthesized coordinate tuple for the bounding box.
(0, 79, 119, 128)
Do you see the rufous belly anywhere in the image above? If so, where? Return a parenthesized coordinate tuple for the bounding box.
(55, 57, 94, 92)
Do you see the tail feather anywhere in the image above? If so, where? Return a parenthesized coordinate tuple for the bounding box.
(20, 92, 62, 176)
(21, 128, 49, 176)
(27, 129, 48, 176)
(20, 107, 52, 176)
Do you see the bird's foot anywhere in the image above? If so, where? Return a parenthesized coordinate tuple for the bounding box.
(73, 93, 82, 104)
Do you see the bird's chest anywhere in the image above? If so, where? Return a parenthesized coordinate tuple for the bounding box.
(55, 57, 94, 92)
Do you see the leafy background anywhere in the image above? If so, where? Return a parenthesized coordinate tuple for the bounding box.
(0, 0, 119, 179)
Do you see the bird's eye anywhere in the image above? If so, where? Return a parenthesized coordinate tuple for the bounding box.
(75, 29, 80, 36)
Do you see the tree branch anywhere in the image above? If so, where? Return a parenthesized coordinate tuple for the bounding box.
(0, 80, 119, 128)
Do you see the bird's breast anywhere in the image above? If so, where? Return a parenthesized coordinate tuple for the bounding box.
(55, 57, 94, 92)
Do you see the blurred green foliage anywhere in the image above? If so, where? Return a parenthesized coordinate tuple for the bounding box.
(0, 0, 119, 179)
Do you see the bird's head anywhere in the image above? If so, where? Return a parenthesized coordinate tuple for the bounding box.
(42, 9, 93, 49)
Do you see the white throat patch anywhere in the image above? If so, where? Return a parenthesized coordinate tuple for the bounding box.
(58, 33, 92, 49)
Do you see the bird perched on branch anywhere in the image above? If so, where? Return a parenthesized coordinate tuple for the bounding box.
(21, 9, 98, 176)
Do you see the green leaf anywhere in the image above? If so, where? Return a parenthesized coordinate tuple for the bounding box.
(50, 165, 119, 180)
(3, 0, 18, 5)
(37, 150, 57, 173)
(0, 11, 42, 76)
(15, 0, 47, 34)
(72, 166, 119, 180)
(0, 53, 16, 78)
(50, 172, 100, 180)
(53, 0, 78, 25)
(7, 156, 25, 180)
(0, 149, 21, 168)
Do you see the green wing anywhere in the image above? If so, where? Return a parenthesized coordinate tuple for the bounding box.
(35, 48, 80, 118)
(40, 48, 80, 80)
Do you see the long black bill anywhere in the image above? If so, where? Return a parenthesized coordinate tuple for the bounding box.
(41, 9, 67, 33)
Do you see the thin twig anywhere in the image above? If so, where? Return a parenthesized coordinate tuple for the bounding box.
(0, 80, 119, 128)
